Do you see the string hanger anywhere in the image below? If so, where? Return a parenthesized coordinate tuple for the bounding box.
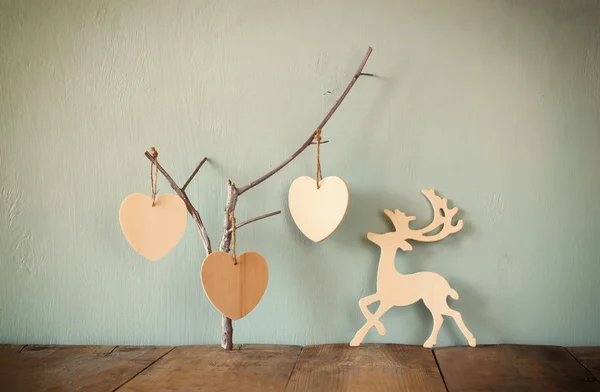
(150, 147, 158, 206)
(229, 212, 238, 265)
(314, 129, 323, 189)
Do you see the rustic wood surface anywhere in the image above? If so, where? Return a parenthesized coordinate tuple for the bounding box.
(568, 347, 600, 381)
(285, 344, 446, 392)
(117, 344, 301, 392)
(0, 344, 173, 392)
(434, 344, 600, 392)
(1, 344, 600, 391)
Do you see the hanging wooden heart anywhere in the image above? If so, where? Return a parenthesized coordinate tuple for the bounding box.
(200, 251, 269, 320)
(119, 193, 188, 261)
(288, 176, 350, 242)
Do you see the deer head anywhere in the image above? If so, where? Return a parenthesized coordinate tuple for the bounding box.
(367, 189, 463, 251)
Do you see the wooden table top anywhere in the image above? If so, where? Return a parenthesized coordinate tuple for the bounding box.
(0, 343, 598, 391)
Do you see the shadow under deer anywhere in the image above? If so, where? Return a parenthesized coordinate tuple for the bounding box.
(350, 189, 476, 348)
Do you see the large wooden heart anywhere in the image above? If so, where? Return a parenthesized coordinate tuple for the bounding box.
(119, 193, 188, 261)
(201, 251, 269, 320)
(288, 176, 350, 242)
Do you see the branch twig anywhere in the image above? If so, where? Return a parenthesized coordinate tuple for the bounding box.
(228, 210, 282, 232)
(182, 157, 208, 191)
(236, 46, 373, 195)
(144, 151, 212, 254)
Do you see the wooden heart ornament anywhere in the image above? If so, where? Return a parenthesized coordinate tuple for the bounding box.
(288, 176, 350, 242)
(201, 251, 269, 320)
(119, 193, 188, 261)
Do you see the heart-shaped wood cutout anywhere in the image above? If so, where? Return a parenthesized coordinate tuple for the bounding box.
(201, 251, 269, 320)
(288, 176, 350, 242)
(119, 193, 188, 261)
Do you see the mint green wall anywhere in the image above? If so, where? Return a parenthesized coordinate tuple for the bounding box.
(1, 0, 599, 347)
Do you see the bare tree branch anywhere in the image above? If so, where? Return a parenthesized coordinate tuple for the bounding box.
(236, 46, 373, 196)
(217, 48, 374, 350)
(142, 48, 374, 352)
(144, 151, 212, 254)
(228, 210, 282, 232)
(182, 157, 208, 191)
(218, 180, 239, 350)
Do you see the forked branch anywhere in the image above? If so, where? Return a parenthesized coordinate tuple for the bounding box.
(142, 47, 375, 351)
(144, 151, 212, 254)
(218, 47, 374, 350)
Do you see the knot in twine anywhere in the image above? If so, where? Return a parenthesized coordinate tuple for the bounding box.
(314, 129, 323, 189)
(229, 212, 238, 265)
(150, 147, 159, 206)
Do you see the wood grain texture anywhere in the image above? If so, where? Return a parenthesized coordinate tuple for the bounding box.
(435, 345, 600, 391)
(0, 344, 173, 392)
(201, 251, 269, 320)
(119, 193, 188, 261)
(285, 344, 446, 392)
(288, 176, 350, 242)
(567, 347, 600, 381)
(118, 345, 301, 392)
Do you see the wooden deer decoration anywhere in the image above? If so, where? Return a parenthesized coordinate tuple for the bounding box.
(350, 189, 476, 348)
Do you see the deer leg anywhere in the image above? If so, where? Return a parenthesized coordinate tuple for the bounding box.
(423, 310, 444, 348)
(357, 294, 385, 335)
(350, 301, 393, 347)
(442, 307, 476, 347)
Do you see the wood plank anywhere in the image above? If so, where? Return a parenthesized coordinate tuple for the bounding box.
(567, 347, 600, 381)
(285, 344, 446, 392)
(0, 344, 27, 353)
(435, 344, 600, 392)
(0, 344, 173, 392)
(118, 344, 301, 392)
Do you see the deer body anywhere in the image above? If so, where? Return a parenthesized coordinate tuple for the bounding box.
(350, 190, 476, 348)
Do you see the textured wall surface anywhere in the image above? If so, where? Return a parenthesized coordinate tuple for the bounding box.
(1, 0, 600, 347)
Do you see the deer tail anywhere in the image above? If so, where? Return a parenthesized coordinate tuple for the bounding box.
(449, 288, 459, 300)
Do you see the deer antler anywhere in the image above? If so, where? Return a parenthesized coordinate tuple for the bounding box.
(409, 189, 463, 242)
(384, 190, 463, 244)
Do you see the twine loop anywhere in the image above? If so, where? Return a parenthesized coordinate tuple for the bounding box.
(314, 129, 323, 189)
(229, 212, 238, 265)
(150, 147, 158, 206)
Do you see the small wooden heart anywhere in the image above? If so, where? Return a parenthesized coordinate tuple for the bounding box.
(119, 193, 188, 261)
(288, 176, 350, 242)
(201, 251, 269, 320)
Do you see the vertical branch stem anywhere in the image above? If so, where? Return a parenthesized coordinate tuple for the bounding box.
(218, 180, 239, 350)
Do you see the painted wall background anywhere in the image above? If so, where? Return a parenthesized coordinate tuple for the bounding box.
(1, 0, 599, 347)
